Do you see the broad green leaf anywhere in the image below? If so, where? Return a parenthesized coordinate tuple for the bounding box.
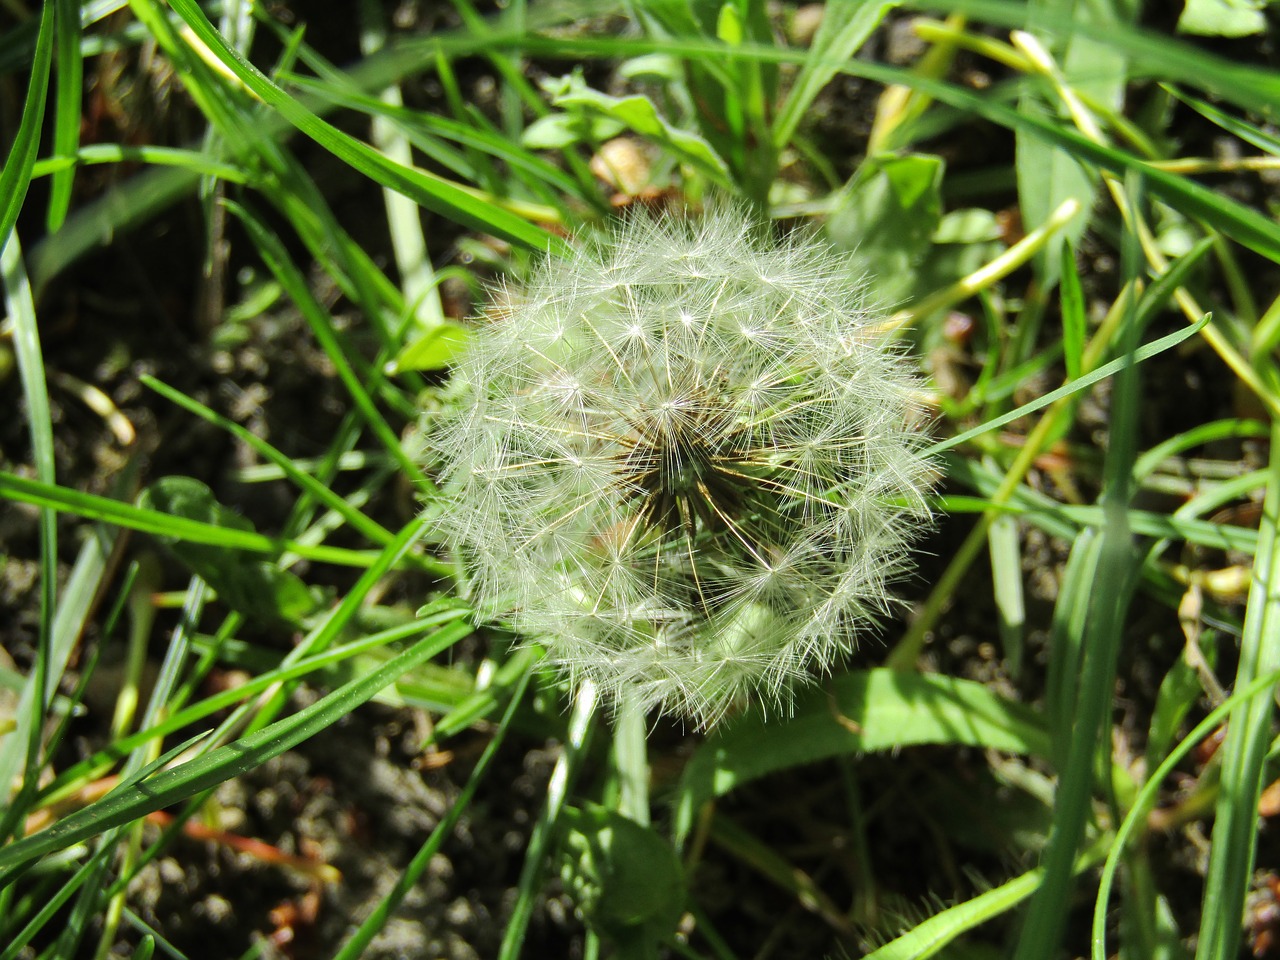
(520, 111, 625, 150)
(1177, 0, 1267, 36)
(387, 320, 471, 373)
(673, 669, 1049, 842)
(558, 803, 685, 945)
(827, 153, 944, 305)
(139, 477, 321, 626)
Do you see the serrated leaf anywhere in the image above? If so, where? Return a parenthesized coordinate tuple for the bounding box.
(550, 75, 731, 184)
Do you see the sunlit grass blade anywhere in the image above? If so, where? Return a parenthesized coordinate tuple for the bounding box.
(225, 199, 428, 487)
(45, 0, 83, 232)
(163, 0, 566, 255)
(0, 231, 59, 835)
(0, 0, 52, 254)
(0, 469, 433, 571)
(927, 314, 1209, 456)
(1012, 178, 1146, 960)
(499, 680, 598, 960)
(141, 375, 399, 547)
(904, 0, 1280, 117)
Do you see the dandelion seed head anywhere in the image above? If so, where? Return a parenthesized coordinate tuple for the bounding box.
(425, 207, 936, 726)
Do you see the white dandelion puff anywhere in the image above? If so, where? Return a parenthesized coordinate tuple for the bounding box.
(425, 207, 937, 727)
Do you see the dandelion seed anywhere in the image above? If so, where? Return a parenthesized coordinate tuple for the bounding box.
(424, 207, 937, 727)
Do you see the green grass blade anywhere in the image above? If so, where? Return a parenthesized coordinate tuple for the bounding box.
(0, 0, 53, 255)
(140, 375, 398, 547)
(0, 231, 58, 826)
(45, 0, 83, 233)
(928, 314, 1209, 455)
(1059, 242, 1085, 379)
(1194, 419, 1280, 960)
(1093, 664, 1280, 959)
(772, 0, 898, 150)
(332, 664, 532, 960)
(0, 470, 422, 571)
(31, 143, 252, 183)
(37, 615, 461, 806)
(1013, 176, 1146, 960)
(225, 199, 428, 487)
(499, 681, 599, 960)
(163, 0, 565, 255)
(467, 31, 1280, 263)
(865, 840, 1109, 960)
(900, 0, 1280, 115)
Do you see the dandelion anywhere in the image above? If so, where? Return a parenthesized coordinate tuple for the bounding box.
(425, 208, 936, 726)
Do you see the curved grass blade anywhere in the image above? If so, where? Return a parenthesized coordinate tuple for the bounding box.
(0, 0, 53, 255)
(1193, 420, 1280, 960)
(0, 470, 428, 571)
(45, 0, 83, 232)
(163, 0, 565, 255)
(928, 314, 1210, 455)
(332, 664, 532, 960)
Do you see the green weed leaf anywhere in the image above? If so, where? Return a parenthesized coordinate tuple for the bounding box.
(827, 154, 944, 304)
(139, 477, 320, 626)
(673, 668, 1049, 842)
(558, 803, 685, 945)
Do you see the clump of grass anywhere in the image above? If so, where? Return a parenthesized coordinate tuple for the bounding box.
(428, 207, 936, 725)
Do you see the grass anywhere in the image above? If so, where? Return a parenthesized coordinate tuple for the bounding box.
(1, 0, 1279, 957)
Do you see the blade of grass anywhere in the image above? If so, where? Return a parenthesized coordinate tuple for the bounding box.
(865, 836, 1111, 960)
(162, 0, 565, 255)
(0, 0, 53, 255)
(1194, 417, 1280, 960)
(0, 470, 434, 572)
(1012, 174, 1146, 960)
(46, 0, 83, 232)
(31, 144, 252, 184)
(332, 663, 533, 960)
(225, 198, 429, 488)
(358, 0, 443, 330)
(471, 31, 1280, 264)
(926, 314, 1209, 456)
(36, 614, 462, 808)
(499, 680, 599, 960)
(0, 529, 114, 845)
(1093, 662, 1280, 959)
(0, 231, 58, 835)
(140, 375, 399, 547)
